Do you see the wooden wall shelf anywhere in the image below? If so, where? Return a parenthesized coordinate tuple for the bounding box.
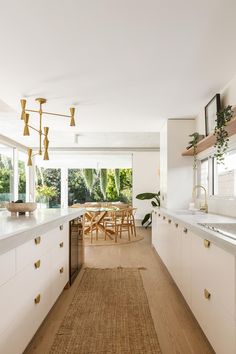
(182, 117, 236, 156)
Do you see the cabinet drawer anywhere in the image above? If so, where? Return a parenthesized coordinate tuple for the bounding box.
(0, 274, 51, 354)
(0, 252, 51, 336)
(0, 249, 15, 286)
(191, 281, 236, 354)
(16, 232, 52, 272)
(51, 245, 69, 305)
(191, 232, 235, 318)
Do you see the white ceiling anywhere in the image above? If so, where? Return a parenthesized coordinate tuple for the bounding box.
(0, 0, 236, 148)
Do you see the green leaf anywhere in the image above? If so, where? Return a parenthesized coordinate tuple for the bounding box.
(151, 201, 158, 207)
(136, 193, 159, 200)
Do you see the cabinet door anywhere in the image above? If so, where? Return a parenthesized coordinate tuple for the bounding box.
(170, 221, 182, 289)
(153, 212, 164, 255)
(180, 226, 192, 306)
(191, 231, 236, 353)
(151, 210, 158, 250)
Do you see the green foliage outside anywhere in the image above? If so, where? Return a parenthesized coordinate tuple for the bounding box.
(68, 168, 132, 205)
(35, 167, 61, 208)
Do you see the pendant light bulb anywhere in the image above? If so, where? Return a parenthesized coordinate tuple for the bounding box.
(23, 113, 30, 136)
(43, 149, 49, 161)
(27, 148, 33, 167)
(20, 99, 26, 120)
(70, 107, 76, 126)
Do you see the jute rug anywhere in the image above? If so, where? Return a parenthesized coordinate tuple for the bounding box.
(49, 267, 162, 354)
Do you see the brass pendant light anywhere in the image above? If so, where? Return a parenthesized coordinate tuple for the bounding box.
(20, 98, 76, 166)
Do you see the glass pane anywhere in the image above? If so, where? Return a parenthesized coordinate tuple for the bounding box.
(214, 151, 236, 197)
(18, 151, 27, 202)
(35, 167, 61, 208)
(0, 144, 13, 209)
(68, 168, 132, 205)
(200, 159, 209, 194)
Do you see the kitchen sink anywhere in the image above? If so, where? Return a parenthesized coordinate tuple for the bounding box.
(198, 223, 236, 241)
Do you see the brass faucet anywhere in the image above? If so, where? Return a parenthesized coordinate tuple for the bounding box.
(192, 185, 208, 213)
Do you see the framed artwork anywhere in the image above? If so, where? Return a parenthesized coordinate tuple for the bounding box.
(205, 94, 221, 136)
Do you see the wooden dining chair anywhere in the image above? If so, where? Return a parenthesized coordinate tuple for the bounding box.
(128, 207, 137, 237)
(103, 210, 119, 242)
(116, 208, 132, 241)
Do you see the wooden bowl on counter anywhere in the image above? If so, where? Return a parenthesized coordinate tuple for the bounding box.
(6, 202, 37, 216)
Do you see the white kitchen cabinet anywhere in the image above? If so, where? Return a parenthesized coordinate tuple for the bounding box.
(0, 249, 15, 286)
(180, 226, 192, 306)
(152, 209, 236, 354)
(0, 222, 70, 354)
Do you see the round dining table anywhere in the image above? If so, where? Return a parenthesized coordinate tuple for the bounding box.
(84, 207, 119, 239)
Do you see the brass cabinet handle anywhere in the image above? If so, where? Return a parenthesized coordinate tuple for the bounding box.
(168, 219, 171, 224)
(183, 228, 188, 234)
(163, 216, 166, 220)
(34, 260, 41, 269)
(204, 289, 211, 300)
(175, 223, 179, 228)
(59, 267, 64, 274)
(34, 294, 41, 304)
(204, 239, 211, 248)
(59, 225, 64, 231)
(59, 242, 64, 248)
(34, 236, 41, 245)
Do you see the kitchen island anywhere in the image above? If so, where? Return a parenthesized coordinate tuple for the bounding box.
(0, 207, 85, 354)
(152, 208, 236, 354)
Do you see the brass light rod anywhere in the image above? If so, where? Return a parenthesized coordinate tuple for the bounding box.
(28, 125, 46, 135)
(26, 109, 71, 118)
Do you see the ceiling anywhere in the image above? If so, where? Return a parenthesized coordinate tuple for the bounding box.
(0, 0, 236, 148)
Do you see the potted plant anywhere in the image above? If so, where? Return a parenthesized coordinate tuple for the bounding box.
(36, 185, 57, 208)
(136, 192, 160, 228)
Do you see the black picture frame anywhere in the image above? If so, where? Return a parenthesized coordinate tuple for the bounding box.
(205, 94, 221, 136)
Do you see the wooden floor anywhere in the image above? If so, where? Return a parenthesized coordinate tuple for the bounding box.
(24, 227, 214, 354)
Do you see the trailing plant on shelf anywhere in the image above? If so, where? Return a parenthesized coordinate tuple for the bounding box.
(187, 132, 204, 169)
(136, 192, 160, 228)
(214, 105, 234, 164)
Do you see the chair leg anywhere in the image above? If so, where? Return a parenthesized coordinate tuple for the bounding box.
(128, 226, 131, 241)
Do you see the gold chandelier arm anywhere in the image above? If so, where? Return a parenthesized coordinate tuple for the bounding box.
(28, 125, 47, 136)
(25, 109, 39, 114)
(41, 110, 71, 118)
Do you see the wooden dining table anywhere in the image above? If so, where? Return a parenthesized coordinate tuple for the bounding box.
(84, 207, 119, 239)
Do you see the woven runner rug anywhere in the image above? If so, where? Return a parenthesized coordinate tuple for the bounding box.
(49, 267, 162, 354)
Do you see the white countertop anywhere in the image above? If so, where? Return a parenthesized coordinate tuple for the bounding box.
(156, 207, 236, 255)
(0, 208, 85, 255)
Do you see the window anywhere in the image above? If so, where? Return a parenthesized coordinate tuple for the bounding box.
(213, 150, 236, 197)
(0, 144, 13, 208)
(200, 158, 209, 192)
(68, 168, 132, 206)
(18, 151, 27, 202)
(35, 167, 61, 208)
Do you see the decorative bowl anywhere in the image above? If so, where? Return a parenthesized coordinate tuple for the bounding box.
(6, 202, 37, 215)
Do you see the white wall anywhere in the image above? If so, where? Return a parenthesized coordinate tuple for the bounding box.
(196, 73, 236, 217)
(132, 151, 160, 221)
(160, 119, 195, 210)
